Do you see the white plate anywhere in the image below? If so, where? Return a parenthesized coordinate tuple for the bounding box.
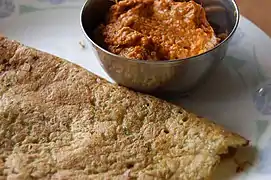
(1, 0, 271, 179)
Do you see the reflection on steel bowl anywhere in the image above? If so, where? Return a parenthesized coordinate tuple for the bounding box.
(80, 0, 240, 96)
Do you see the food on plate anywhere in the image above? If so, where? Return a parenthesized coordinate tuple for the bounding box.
(0, 36, 247, 179)
(101, 0, 219, 60)
(79, 40, 86, 49)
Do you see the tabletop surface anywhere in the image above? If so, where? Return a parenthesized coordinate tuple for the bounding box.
(236, 0, 271, 37)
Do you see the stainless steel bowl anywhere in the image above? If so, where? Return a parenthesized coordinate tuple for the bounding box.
(80, 0, 239, 97)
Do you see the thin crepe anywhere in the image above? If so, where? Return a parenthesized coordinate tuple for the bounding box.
(0, 36, 248, 180)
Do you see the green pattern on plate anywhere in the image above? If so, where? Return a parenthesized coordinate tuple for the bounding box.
(19, 5, 81, 15)
(252, 46, 267, 81)
(256, 120, 269, 142)
(19, 5, 41, 14)
(224, 56, 247, 70)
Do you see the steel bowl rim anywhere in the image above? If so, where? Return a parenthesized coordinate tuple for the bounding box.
(80, 0, 240, 65)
